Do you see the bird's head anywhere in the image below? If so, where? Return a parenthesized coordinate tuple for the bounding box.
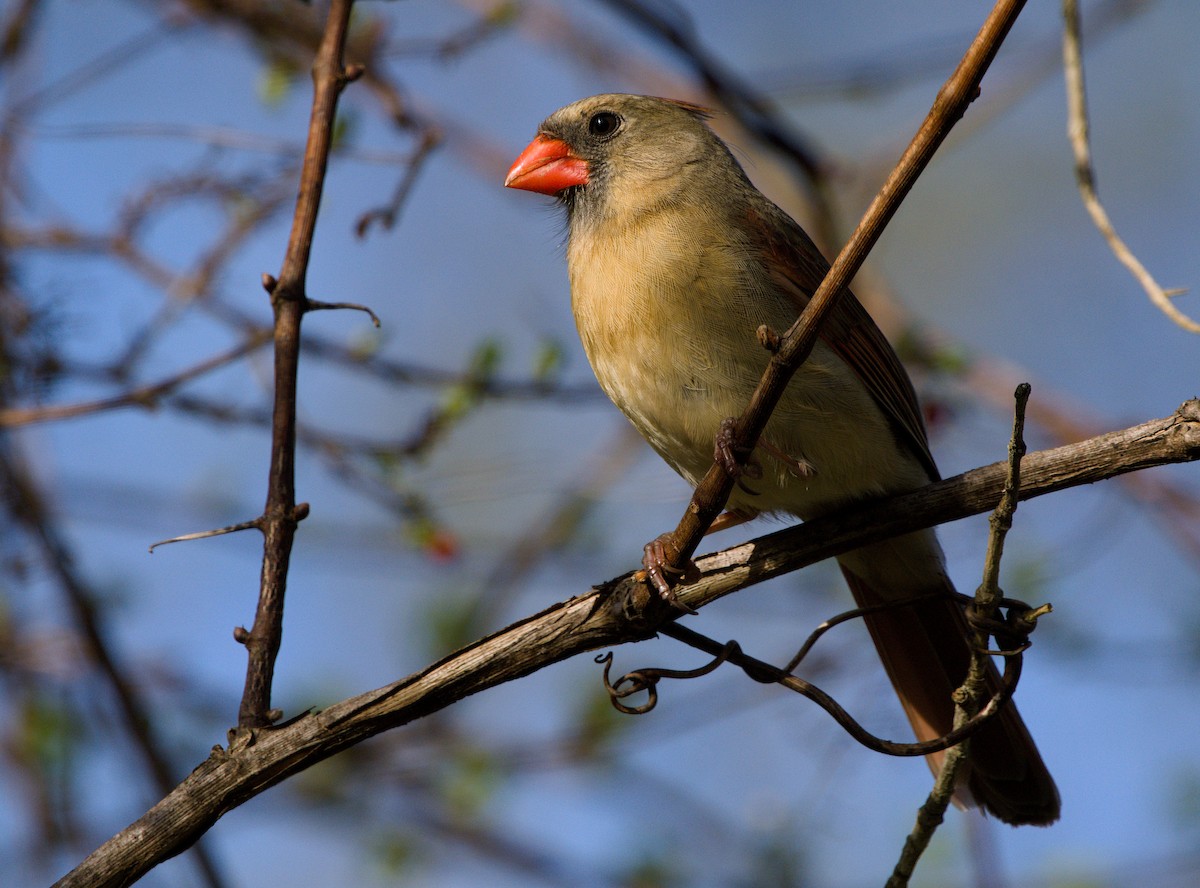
(505, 94, 730, 224)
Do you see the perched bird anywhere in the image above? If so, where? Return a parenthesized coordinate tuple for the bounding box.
(505, 94, 1059, 825)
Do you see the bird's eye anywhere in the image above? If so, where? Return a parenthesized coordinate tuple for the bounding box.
(587, 111, 621, 138)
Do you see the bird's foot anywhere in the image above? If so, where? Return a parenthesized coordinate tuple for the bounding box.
(636, 534, 699, 614)
(707, 508, 758, 535)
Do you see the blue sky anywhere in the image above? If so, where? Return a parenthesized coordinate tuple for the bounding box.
(7, 1, 1200, 885)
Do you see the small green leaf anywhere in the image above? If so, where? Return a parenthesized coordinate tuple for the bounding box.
(331, 110, 357, 152)
(258, 58, 298, 106)
(371, 831, 420, 877)
(486, 1, 521, 27)
(467, 338, 503, 379)
(439, 746, 502, 820)
(531, 339, 564, 384)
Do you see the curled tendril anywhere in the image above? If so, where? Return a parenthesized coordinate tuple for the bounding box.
(961, 592, 1051, 657)
(597, 644, 737, 714)
(597, 589, 1051, 758)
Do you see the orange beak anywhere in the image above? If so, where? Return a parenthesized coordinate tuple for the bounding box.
(504, 135, 589, 195)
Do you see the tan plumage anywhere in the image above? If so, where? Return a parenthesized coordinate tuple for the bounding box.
(506, 94, 1059, 825)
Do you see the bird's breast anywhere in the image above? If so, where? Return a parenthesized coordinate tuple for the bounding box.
(566, 212, 927, 519)
(569, 213, 750, 454)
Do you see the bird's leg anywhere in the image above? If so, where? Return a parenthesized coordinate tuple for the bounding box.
(713, 416, 750, 475)
(707, 507, 757, 534)
(714, 417, 763, 495)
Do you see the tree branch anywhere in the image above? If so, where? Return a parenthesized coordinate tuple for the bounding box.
(1062, 0, 1197, 333)
(886, 384, 1033, 887)
(53, 400, 1200, 888)
(0, 332, 271, 428)
(235, 0, 360, 730)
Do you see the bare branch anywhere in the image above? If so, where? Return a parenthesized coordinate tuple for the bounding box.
(0, 332, 271, 428)
(1062, 0, 1197, 333)
(148, 516, 264, 553)
(53, 401, 1200, 887)
(236, 0, 358, 730)
(886, 383, 1035, 887)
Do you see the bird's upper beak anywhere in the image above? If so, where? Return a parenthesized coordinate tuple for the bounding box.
(504, 135, 589, 195)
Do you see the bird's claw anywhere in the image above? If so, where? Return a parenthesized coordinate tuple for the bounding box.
(638, 535, 699, 614)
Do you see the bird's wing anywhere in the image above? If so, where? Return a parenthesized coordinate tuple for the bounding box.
(745, 203, 939, 480)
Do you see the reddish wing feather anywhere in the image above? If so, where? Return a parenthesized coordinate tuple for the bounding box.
(745, 204, 939, 481)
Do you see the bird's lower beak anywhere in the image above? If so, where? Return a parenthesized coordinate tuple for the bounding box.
(504, 135, 589, 195)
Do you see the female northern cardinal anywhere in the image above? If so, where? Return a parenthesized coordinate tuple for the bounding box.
(505, 94, 1059, 825)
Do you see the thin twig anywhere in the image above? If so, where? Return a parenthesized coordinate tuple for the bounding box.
(355, 126, 441, 236)
(885, 383, 1033, 888)
(0, 332, 271, 428)
(304, 298, 382, 326)
(650, 621, 1021, 759)
(148, 516, 266, 553)
(884, 731, 974, 888)
(977, 384, 1032, 614)
(1062, 0, 1197, 333)
(236, 0, 359, 730)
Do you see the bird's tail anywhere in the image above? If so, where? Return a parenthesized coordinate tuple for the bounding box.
(839, 544, 1060, 826)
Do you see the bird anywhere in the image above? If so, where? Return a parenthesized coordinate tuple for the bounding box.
(504, 93, 1059, 826)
